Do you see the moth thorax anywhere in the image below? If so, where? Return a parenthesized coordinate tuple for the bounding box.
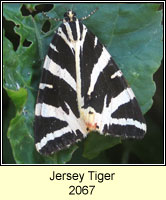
(80, 107, 99, 132)
(64, 10, 76, 22)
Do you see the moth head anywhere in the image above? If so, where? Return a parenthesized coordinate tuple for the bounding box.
(64, 10, 76, 22)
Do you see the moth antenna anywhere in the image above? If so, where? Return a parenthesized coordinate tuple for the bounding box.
(70, 4, 74, 12)
(42, 11, 63, 22)
(81, 7, 98, 21)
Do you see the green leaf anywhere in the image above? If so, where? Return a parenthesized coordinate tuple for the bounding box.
(5, 88, 27, 111)
(3, 92, 16, 164)
(3, 3, 163, 163)
(83, 132, 121, 159)
(43, 145, 78, 164)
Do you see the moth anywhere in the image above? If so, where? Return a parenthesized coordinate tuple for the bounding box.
(34, 9, 146, 155)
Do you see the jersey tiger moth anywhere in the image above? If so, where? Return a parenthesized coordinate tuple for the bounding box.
(34, 9, 147, 155)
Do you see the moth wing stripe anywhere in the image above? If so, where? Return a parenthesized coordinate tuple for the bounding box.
(35, 103, 66, 121)
(64, 102, 87, 135)
(50, 43, 59, 52)
(57, 27, 75, 54)
(87, 47, 111, 95)
(75, 40, 82, 110)
(76, 19, 81, 40)
(64, 21, 74, 41)
(111, 118, 147, 131)
(39, 83, 53, 90)
(35, 102, 87, 134)
(35, 103, 42, 116)
(35, 126, 72, 151)
(111, 70, 123, 79)
(43, 55, 76, 91)
(80, 24, 88, 48)
(110, 88, 135, 115)
(94, 36, 98, 48)
(75, 22, 87, 111)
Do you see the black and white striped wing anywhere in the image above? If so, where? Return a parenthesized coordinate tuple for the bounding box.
(34, 26, 86, 155)
(34, 16, 146, 155)
(76, 23, 146, 138)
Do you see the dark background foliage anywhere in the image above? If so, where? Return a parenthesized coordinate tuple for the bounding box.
(3, 3, 163, 164)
